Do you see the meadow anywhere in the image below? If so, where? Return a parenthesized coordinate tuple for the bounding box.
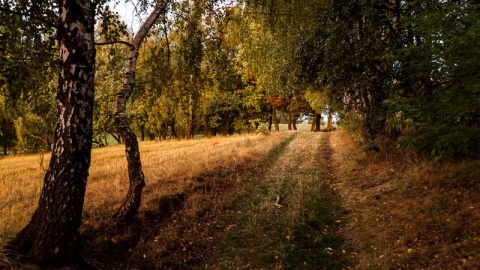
(1, 125, 479, 269)
(0, 131, 291, 248)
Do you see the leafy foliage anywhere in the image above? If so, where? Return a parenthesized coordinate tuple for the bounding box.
(387, 1, 480, 161)
(1, 0, 478, 160)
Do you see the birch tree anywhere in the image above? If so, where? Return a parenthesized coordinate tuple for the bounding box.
(112, 0, 168, 225)
(4, 0, 97, 266)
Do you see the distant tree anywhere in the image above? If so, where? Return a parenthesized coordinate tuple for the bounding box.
(0, 0, 57, 153)
(0, 95, 16, 155)
(305, 89, 328, 132)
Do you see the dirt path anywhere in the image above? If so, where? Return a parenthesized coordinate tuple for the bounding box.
(83, 132, 351, 269)
(198, 132, 351, 269)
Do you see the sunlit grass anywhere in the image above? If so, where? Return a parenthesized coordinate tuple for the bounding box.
(0, 129, 293, 247)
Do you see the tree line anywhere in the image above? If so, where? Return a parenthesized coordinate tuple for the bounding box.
(1, 0, 478, 267)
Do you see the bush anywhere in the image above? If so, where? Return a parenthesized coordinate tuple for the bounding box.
(256, 123, 270, 135)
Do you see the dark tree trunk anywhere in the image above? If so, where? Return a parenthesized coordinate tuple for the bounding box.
(204, 115, 210, 137)
(287, 112, 292, 130)
(280, 107, 290, 130)
(268, 114, 272, 132)
(272, 105, 279, 131)
(280, 108, 288, 124)
(161, 121, 168, 140)
(114, 2, 167, 226)
(311, 111, 317, 131)
(292, 114, 298, 130)
(315, 112, 321, 132)
(171, 120, 177, 138)
(5, 0, 96, 266)
(140, 124, 145, 141)
(187, 94, 194, 139)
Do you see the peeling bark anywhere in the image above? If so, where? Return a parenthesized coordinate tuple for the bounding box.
(5, 0, 96, 266)
(114, 1, 168, 226)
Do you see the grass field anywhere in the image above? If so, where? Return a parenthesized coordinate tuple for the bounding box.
(0, 130, 293, 248)
(1, 125, 479, 269)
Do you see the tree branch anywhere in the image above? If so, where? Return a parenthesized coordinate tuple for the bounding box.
(162, 10, 171, 63)
(95, 40, 135, 49)
(132, 0, 169, 47)
(0, 7, 56, 29)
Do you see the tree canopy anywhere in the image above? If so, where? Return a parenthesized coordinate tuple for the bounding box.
(1, 0, 479, 157)
(1, 0, 479, 267)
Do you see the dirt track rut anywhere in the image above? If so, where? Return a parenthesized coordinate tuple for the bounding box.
(201, 131, 351, 269)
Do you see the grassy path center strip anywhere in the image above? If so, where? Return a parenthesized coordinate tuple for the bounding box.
(202, 132, 351, 269)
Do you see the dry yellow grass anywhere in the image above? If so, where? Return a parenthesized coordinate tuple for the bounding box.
(330, 128, 480, 269)
(0, 130, 292, 248)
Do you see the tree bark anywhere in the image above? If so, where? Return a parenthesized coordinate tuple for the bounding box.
(272, 105, 279, 131)
(327, 113, 333, 130)
(268, 114, 272, 132)
(280, 107, 291, 130)
(187, 94, 194, 139)
(311, 111, 317, 131)
(114, 1, 167, 226)
(171, 120, 177, 138)
(162, 121, 168, 140)
(315, 112, 321, 132)
(140, 124, 145, 141)
(292, 114, 297, 130)
(204, 114, 210, 137)
(287, 112, 292, 130)
(5, 0, 96, 266)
